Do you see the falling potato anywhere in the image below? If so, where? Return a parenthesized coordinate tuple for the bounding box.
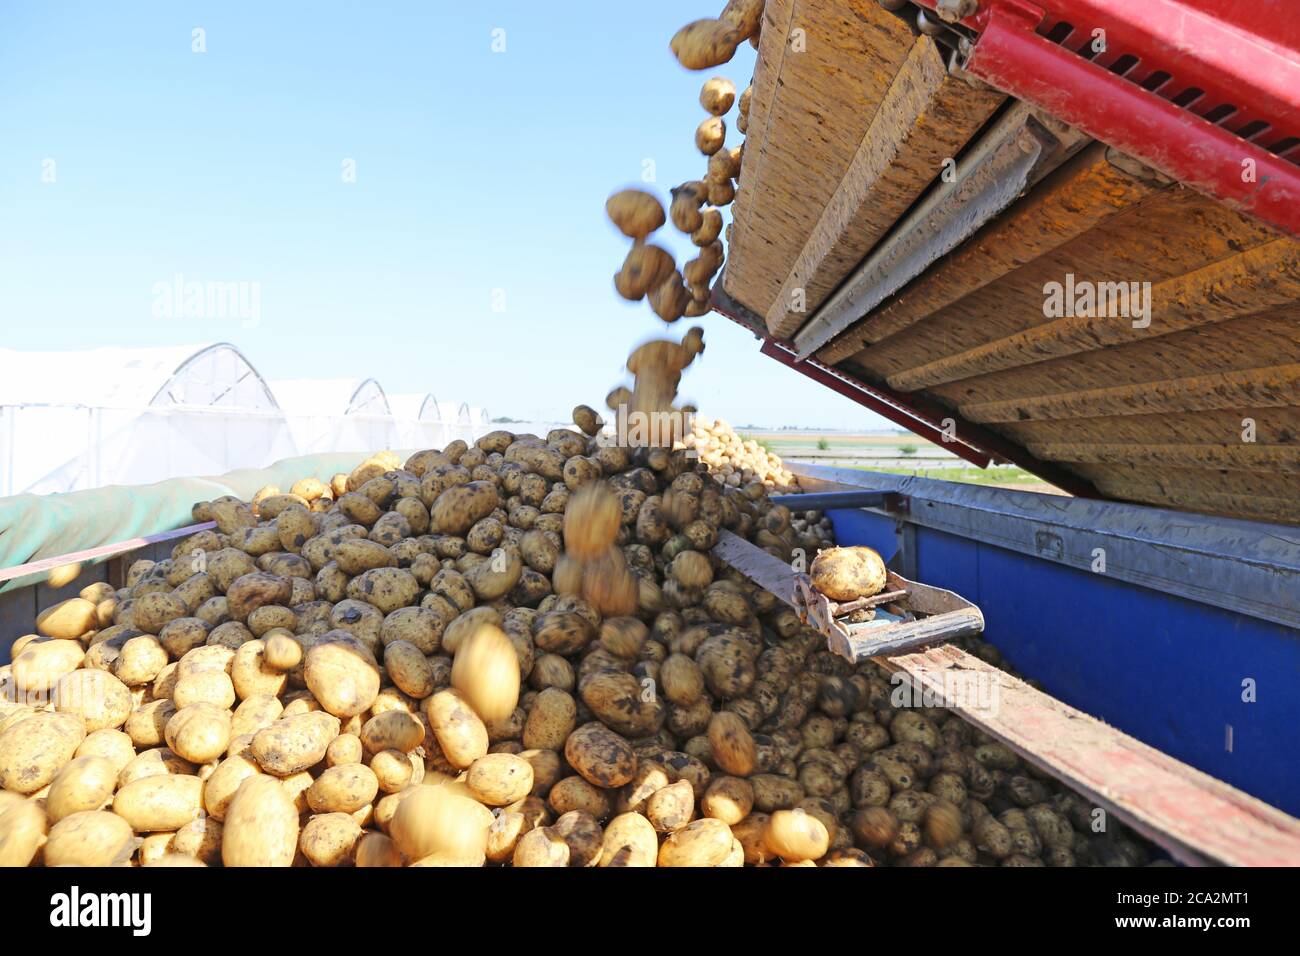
(450, 623, 521, 723)
(695, 116, 726, 156)
(605, 189, 666, 239)
(671, 18, 742, 70)
(699, 76, 736, 115)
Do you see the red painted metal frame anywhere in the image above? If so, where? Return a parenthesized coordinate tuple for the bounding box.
(909, 0, 1300, 236)
(758, 338, 993, 467)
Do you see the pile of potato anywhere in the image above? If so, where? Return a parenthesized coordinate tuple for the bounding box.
(0, 419, 1153, 867)
(679, 415, 802, 493)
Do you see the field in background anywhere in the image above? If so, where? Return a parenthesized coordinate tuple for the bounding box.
(741, 430, 1065, 495)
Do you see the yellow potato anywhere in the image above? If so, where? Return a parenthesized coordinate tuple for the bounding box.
(467, 753, 535, 806)
(112, 774, 203, 832)
(43, 810, 134, 866)
(222, 775, 299, 867)
(599, 812, 658, 867)
(657, 818, 733, 866)
(46, 756, 118, 823)
(450, 624, 520, 724)
(0, 711, 85, 794)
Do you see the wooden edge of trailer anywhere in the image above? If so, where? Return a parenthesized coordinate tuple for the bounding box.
(0, 521, 217, 587)
(712, 529, 1300, 867)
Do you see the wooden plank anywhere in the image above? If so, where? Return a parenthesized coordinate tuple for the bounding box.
(815, 144, 1165, 364)
(879, 645, 1300, 867)
(853, 187, 1283, 383)
(887, 238, 1300, 392)
(1072, 464, 1300, 523)
(765, 38, 1006, 337)
(714, 529, 1300, 865)
(997, 406, 1300, 447)
(722, 0, 915, 317)
(0, 521, 215, 585)
(1025, 441, 1300, 472)
(961, 364, 1300, 424)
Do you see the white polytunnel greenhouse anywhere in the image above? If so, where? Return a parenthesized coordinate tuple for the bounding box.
(0, 342, 492, 496)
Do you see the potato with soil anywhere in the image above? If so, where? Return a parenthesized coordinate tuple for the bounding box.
(431, 481, 499, 535)
(0, 711, 85, 794)
(250, 711, 340, 776)
(113, 774, 203, 832)
(671, 18, 741, 70)
(303, 634, 381, 718)
(810, 546, 888, 601)
(606, 189, 666, 240)
(565, 722, 638, 789)
(658, 817, 733, 866)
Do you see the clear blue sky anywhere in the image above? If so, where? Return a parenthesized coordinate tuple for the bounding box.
(0, 0, 896, 430)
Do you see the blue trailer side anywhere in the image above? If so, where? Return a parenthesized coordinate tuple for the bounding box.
(795, 466, 1300, 816)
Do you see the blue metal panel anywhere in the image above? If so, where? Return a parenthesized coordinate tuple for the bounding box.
(825, 509, 898, 564)
(828, 514, 1300, 815)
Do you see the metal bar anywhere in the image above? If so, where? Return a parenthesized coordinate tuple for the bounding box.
(792, 463, 1300, 632)
(0, 521, 216, 586)
(768, 491, 889, 510)
(792, 102, 1061, 359)
(964, 1, 1300, 237)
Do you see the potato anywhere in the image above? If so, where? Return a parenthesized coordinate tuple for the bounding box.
(659, 653, 705, 706)
(580, 671, 663, 738)
(751, 773, 803, 813)
(809, 546, 887, 601)
(565, 722, 637, 789)
(223, 775, 299, 866)
(699, 76, 736, 115)
(701, 775, 754, 825)
(165, 703, 232, 764)
(646, 778, 695, 832)
(52, 669, 131, 732)
(390, 783, 489, 863)
(118, 747, 194, 788)
(113, 773, 203, 832)
(513, 825, 569, 867)
(380, 607, 444, 654)
(379, 640, 432, 700)
(113, 635, 168, 686)
(658, 817, 732, 866)
(46, 756, 117, 823)
(251, 711, 340, 775)
(765, 808, 830, 862)
(597, 812, 657, 867)
(424, 689, 489, 769)
(431, 481, 499, 535)
(361, 709, 424, 754)
(548, 775, 611, 820)
(0, 711, 85, 794)
(709, 711, 757, 776)
(11, 638, 85, 694)
(670, 18, 741, 70)
(467, 753, 535, 806)
(44, 809, 135, 867)
(307, 764, 379, 814)
(563, 483, 620, 561)
(36, 597, 99, 639)
(695, 116, 726, 156)
(553, 809, 604, 867)
(0, 796, 46, 867)
(76, 728, 136, 775)
(606, 189, 666, 240)
(451, 624, 520, 723)
(303, 634, 381, 718)
(356, 830, 404, 867)
(230, 694, 283, 739)
(202, 753, 262, 820)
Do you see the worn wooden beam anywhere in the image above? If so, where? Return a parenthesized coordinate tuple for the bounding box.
(887, 238, 1300, 392)
(0, 521, 215, 586)
(815, 143, 1166, 365)
(722, 0, 915, 318)
(1074, 464, 1300, 523)
(961, 364, 1300, 424)
(765, 38, 1005, 338)
(1026, 441, 1300, 472)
